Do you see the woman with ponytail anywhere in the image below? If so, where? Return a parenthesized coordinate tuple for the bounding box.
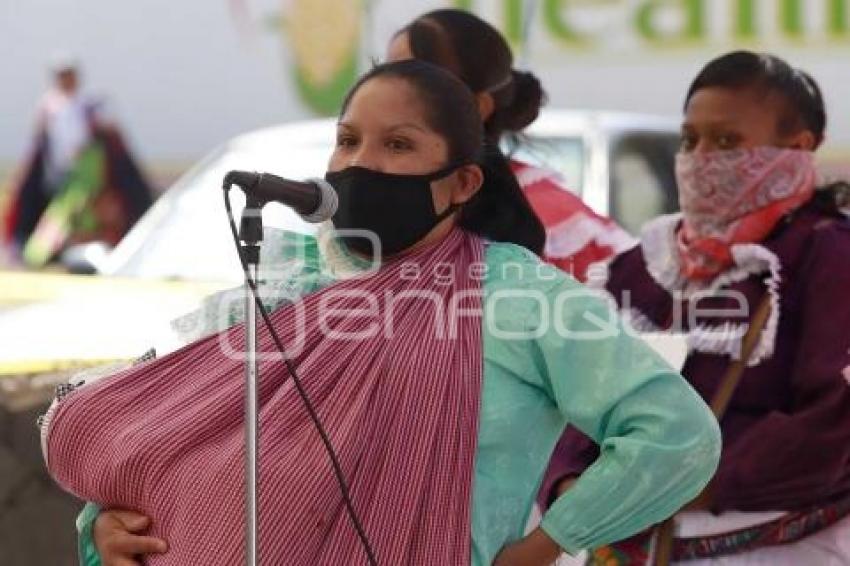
(387, 9, 635, 281)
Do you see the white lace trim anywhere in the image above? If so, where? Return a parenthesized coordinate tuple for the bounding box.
(730, 244, 781, 366)
(640, 213, 685, 292)
(622, 307, 662, 333)
(607, 214, 783, 366)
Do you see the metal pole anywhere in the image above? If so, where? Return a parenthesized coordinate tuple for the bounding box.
(240, 201, 263, 566)
(245, 261, 259, 566)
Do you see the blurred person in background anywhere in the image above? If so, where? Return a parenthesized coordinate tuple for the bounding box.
(2, 55, 153, 268)
(386, 9, 636, 282)
(545, 51, 850, 565)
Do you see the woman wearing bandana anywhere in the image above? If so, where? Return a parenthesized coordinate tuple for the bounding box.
(545, 52, 850, 564)
(44, 61, 720, 566)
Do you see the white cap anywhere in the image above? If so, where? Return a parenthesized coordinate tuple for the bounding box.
(49, 51, 79, 73)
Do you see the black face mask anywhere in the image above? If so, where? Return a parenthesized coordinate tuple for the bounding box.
(325, 164, 462, 256)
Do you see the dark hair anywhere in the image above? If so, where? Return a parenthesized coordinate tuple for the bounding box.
(340, 60, 545, 254)
(685, 51, 827, 148)
(811, 181, 850, 216)
(398, 9, 547, 141)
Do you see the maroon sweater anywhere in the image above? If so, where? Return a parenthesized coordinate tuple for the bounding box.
(542, 201, 850, 513)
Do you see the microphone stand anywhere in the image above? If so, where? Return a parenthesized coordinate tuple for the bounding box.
(239, 196, 263, 566)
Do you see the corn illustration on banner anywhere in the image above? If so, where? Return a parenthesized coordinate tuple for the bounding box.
(284, 0, 364, 115)
(232, 0, 850, 128)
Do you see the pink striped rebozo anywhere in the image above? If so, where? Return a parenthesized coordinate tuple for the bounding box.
(46, 229, 485, 565)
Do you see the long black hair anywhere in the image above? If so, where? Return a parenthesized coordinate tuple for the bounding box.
(686, 50, 849, 214)
(340, 60, 545, 255)
(397, 9, 547, 142)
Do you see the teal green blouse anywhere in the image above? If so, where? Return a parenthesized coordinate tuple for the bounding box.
(76, 234, 721, 565)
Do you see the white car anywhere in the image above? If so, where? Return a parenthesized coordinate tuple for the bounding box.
(0, 110, 683, 410)
(104, 110, 682, 282)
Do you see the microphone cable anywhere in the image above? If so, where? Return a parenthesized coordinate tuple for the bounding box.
(223, 186, 378, 565)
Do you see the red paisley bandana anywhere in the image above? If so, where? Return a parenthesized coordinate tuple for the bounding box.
(676, 147, 816, 279)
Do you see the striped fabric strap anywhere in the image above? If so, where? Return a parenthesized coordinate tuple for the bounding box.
(673, 494, 850, 561)
(45, 229, 486, 565)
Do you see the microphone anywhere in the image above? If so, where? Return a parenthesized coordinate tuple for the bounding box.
(223, 170, 338, 223)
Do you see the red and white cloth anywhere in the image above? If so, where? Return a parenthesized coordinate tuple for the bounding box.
(45, 229, 485, 565)
(511, 160, 635, 281)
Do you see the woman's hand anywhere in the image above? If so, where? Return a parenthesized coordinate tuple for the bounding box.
(93, 509, 168, 566)
(493, 527, 562, 566)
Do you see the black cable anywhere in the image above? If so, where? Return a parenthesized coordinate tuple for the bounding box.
(223, 188, 378, 566)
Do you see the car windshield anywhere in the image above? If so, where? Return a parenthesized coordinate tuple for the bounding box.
(608, 132, 680, 234)
(103, 135, 334, 282)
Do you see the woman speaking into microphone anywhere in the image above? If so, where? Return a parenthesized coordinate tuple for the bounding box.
(46, 60, 720, 565)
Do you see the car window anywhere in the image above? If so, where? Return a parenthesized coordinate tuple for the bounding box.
(609, 132, 679, 234)
(104, 139, 333, 281)
(506, 135, 584, 194)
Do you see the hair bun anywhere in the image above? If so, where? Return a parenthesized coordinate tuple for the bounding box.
(488, 70, 547, 136)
